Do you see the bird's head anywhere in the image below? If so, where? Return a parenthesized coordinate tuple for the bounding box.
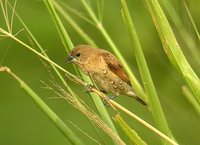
(65, 45, 98, 64)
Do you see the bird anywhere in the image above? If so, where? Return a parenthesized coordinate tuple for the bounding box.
(65, 45, 147, 106)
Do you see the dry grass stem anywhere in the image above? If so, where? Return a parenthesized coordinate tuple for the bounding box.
(49, 81, 126, 145)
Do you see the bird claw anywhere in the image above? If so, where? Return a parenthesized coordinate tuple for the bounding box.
(103, 96, 110, 107)
(85, 84, 94, 92)
(103, 95, 116, 107)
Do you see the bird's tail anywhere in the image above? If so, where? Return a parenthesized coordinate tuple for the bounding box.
(126, 91, 147, 106)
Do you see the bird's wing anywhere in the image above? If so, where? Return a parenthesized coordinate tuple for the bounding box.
(101, 51, 131, 85)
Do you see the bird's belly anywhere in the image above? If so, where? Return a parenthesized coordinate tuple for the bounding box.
(92, 73, 110, 92)
(91, 71, 131, 96)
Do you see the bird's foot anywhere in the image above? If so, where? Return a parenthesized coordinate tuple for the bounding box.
(85, 84, 94, 92)
(103, 95, 116, 107)
(100, 90, 108, 94)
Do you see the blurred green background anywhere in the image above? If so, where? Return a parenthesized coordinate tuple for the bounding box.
(0, 0, 200, 145)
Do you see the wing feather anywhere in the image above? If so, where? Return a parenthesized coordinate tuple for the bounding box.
(101, 51, 131, 85)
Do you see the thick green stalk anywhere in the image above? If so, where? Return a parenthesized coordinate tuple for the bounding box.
(0, 67, 84, 145)
(121, 0, 172, 143)
(146, 0, 200, 104)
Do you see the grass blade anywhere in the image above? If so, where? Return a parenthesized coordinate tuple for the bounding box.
(146, 0, 200, 104)
(114, 114, 147, 145)
(182, 86, 200, 115)
(121, 0, 172, 142)
(160, 0, 200, 67)
(97, 0, 104, 22)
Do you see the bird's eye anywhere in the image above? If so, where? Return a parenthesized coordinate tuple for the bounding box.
(76, 53, 81, 57)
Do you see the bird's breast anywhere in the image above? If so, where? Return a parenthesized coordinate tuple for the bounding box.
(81, 57, 105, 73)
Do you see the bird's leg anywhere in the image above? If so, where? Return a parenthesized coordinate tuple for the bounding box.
(84, 84, 94, 92)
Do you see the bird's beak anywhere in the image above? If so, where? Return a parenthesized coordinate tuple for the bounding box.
(65, 55, 74, 64)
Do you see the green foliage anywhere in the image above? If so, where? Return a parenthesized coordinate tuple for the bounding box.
(0, 0, 200, 145)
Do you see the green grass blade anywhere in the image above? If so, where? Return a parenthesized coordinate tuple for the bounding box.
(43, 0, 73, 52)
(43, 0, 118, 138)
(182, 86, 200, 115)
(80, 0, 148, 102)
(146, 0, 200, 104)
(121, 0, 172, 142)
(160, 0, 200, 67)
(114, 114, 147, 145)
(97, 0, 104, 22)
(0, 67, 85, 145)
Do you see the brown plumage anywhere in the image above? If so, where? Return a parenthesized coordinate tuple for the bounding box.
(66, 45, 146, 106)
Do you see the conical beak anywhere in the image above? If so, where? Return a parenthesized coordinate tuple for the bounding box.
(65, 55, 74, 64)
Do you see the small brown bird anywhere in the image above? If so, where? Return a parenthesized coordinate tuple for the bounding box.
(66, 45, 146, 106)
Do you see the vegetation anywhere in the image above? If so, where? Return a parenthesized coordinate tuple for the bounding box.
(0, 0, 199, 144)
